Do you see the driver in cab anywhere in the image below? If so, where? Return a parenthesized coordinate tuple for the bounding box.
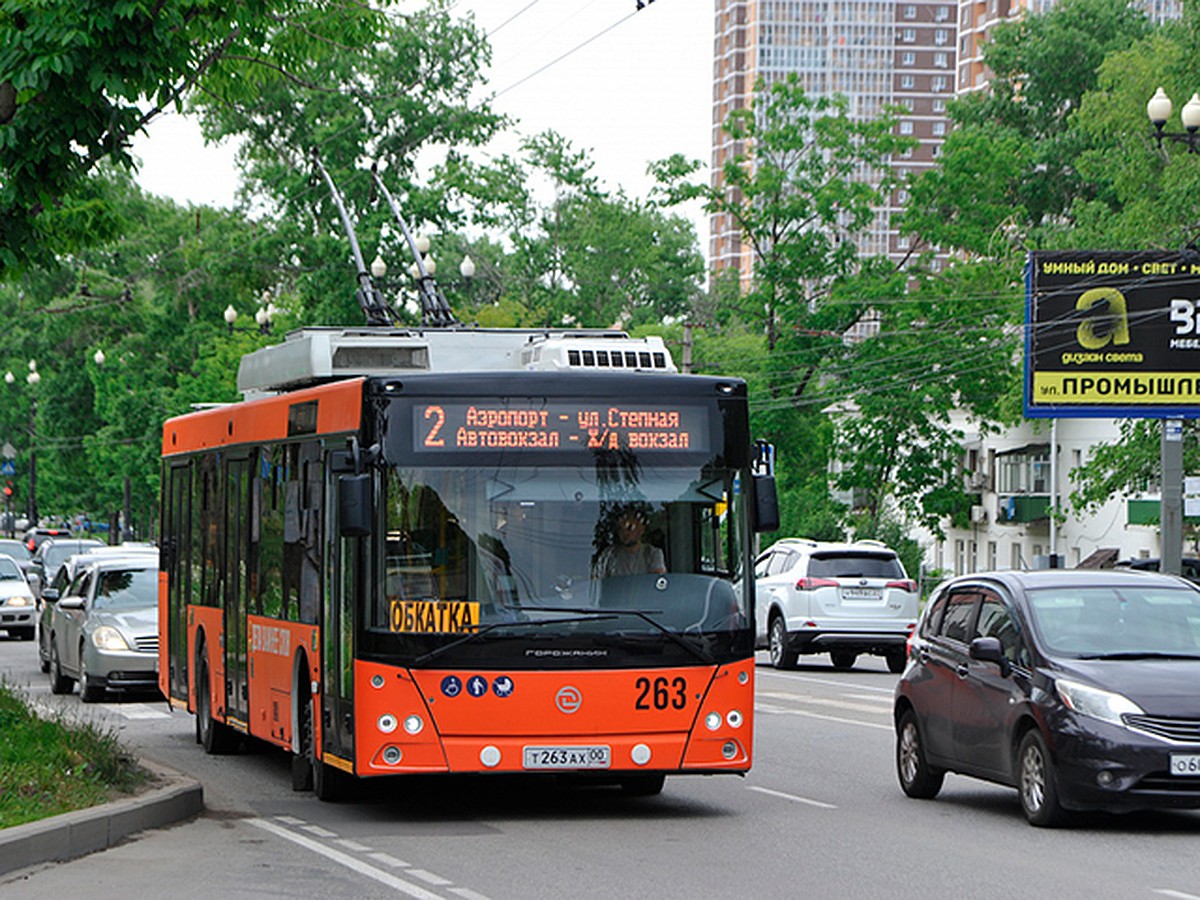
(595, 508, 666, 577)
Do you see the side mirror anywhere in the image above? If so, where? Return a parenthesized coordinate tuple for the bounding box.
(969, 635, 1011, 677)
(338, 474, 373, 537)
(752, 474, 780, 533)
(57, 596, 86, 611)
(41, 587, 59, 603)
(750, 439, 779, 533)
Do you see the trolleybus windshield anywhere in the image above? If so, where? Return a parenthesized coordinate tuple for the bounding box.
(363, 463, 747, 668)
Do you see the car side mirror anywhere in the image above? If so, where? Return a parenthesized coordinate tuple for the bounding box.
(57, 596, 85, 611)
(41, 587, 59, 603)
(969, 635, 1011, 677)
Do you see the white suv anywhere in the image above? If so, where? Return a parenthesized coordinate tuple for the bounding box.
(754, 538, 918, 672)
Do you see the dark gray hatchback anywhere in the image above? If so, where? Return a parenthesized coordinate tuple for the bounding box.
(894, 569, 1200, 826)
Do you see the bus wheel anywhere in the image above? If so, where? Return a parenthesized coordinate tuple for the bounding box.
(621, 774, 666, 797)
(196, 652, 238, 755)
(292, 687, 314, 792)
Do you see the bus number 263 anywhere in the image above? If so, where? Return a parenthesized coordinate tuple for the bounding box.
(635, 676, 687, 710)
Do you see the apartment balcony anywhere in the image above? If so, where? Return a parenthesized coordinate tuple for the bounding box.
(996, 493, 1050, 524)
(1127, 499, 1200, 526)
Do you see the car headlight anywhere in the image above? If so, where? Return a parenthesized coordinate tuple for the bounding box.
(5, 596, 30, 607)
(1055, 678, 1143, 726)
(92, 626, 131, 652)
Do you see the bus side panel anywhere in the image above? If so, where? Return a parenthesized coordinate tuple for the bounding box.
(190, 605, 226, 720)
(246, 616, 320, 751)
(158, 571, 171, 704)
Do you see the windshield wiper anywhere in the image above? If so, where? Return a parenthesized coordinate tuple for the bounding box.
(1076, 651, 1200, 661)
(412, 614, 618, 666)
(537, 606, 716, 665)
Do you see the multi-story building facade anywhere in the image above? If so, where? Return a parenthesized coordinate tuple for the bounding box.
(711, 0, 958, 281)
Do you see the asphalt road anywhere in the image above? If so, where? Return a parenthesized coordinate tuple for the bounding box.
(3, 630, 1200, 899)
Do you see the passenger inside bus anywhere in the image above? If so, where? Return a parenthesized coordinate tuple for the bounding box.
(594, 507, 667, 577)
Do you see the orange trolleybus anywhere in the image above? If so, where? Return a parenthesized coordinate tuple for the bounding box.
(159, 325, 777, 799)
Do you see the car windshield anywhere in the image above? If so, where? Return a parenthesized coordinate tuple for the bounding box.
(1028, 583, 1200, 657)
(44, 541, 102, 570)
(0, 540, 30, 559)
(92, 568, 157, 610)
(0, 557, 22, 580)
(809, 553, 904, 580)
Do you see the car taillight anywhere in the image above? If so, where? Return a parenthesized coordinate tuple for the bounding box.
(796, 577, 839, 590)
(886, 579, 917, 592)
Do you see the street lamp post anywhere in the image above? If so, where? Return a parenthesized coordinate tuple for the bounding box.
(1143, 88, 1200, 576)
(5, 362, 39, 528)
(1146, 88, 1200, 153)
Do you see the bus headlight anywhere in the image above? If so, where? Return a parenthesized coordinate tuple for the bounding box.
(726, 710, 743, 728)
(92, 626, 130, 651)
(705, 711, 722, 731)
(403, 714, 424, 735)
(377, 713, 398, 734)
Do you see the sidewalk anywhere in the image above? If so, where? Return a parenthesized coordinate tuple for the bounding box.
(0, 757, 204, 877)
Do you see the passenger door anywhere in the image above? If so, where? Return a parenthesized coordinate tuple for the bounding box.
(57, 569, 94, 677)
(918, 587, 979, 765)
(953, 589, 1026, 778)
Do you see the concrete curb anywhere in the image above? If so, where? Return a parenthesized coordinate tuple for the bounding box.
(0, 758, 204, 877)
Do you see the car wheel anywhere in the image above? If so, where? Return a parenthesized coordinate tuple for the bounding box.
(768, 615, 798, 670)
(48, 640, 74, 695)
(886, 650, 908, 674)
(830, 650, 857, 670)
(896, 709, 944, 799)
(79, 651, 105, 703)
(1018, 730, 1069, 827)
(621, 774, 666, 797)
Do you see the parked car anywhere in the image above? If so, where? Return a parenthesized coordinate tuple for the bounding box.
(46, 555, 161, 702)
(27, 536, 104, 598)
(0, 553, 36, 640)
(37, 544, 158, 673)
(754, 538, 918, 672)
(894, 568, 1200, 826)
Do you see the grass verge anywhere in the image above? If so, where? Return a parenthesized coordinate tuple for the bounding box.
(0, 680, 151, 828)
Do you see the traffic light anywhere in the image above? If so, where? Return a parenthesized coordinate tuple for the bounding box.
(2, 481, 11, 499)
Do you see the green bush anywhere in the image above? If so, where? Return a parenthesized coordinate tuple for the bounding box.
(0, 681, 149, 828)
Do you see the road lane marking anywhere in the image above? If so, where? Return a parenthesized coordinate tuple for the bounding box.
(757, 691, 890, 716)
(757, 670, 895, 694)
(755, 703, 892, 731)
(107, 703, 170, 719)
(1155, 891, 1200, 899)
(249, 817, 447, 900)
(335, 838, 371, 852)
(369, 852, 412, 868)
(748, 785, 837, 809)
(300, 824, 338, 838)
(450, 889, 493, 900)
(411, 870, 454, 886)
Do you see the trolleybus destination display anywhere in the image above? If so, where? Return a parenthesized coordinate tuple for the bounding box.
(1027, 250, 1200, 418)
(413, 401, 710, 452)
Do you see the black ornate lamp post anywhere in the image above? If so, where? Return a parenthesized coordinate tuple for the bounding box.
(1146, 87, 1200, 153)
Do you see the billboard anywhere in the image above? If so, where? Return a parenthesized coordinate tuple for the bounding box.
(1026, 250, 1200, 418)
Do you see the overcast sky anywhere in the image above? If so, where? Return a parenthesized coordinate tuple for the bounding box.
(131, 1, 713, 247)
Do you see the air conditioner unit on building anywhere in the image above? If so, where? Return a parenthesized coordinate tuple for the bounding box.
(970, 504, 988, 524)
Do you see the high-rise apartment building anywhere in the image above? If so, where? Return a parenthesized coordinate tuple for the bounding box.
(711, 0, 958, 281)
